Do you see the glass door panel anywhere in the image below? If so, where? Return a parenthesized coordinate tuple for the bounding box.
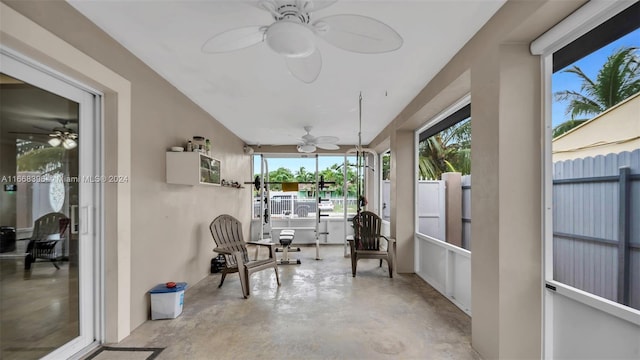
(1, 50, 97, 360)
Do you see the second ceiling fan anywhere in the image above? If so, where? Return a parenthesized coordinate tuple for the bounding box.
(297, 126, 339, 153)
(202, 0, 403, 83)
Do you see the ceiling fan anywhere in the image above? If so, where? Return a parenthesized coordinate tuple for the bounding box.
(202, 0, 403, 83)
(10, 119, 78, 149)
(297, 126, 339, 153)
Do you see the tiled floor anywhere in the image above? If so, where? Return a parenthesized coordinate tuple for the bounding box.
(93, 245, 479, 360)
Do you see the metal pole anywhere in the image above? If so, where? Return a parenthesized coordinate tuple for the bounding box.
(315, 153, 321, 260)
(617, 166, 631, 305)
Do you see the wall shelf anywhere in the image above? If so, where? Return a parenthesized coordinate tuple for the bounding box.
(166, 152, 220, 186)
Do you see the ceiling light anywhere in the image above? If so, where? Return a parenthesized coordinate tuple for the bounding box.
(265, 21, 315, 58)
(297, 144, 316, 153)
(48, 137, 62, 147)
(62, 138, 77, 150)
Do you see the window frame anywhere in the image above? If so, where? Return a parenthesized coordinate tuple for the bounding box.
(531, 0, 640, 326)
(414, 94, 470, 241)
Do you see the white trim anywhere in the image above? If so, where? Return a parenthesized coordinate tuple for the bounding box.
(547, 281, 640, 325)
(416, 94, 471, 136)
(416, 232, 471, 257)
(530, 0, 637, 55)
(0, 48, 102, 360)
(542, 53, 554, 360)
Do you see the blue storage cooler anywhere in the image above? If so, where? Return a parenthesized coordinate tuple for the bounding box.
(149, 282, 187, 320)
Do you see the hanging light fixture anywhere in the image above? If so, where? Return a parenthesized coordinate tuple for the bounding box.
(48, 128, 78, 150)
(48, 137, 62, 147)
(62, 138, 77, 150)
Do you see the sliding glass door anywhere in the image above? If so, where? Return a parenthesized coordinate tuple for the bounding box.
(0, 50, 100, 359)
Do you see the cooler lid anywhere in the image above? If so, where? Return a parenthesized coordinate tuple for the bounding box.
(149, 282, 187, 293)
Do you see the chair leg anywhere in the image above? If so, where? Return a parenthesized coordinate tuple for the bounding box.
(238, 268, 249, 298)
(351, 256, 357, 277)
(52, 260, 60, 270)
(273, 262, 281, 286)
(24, 254, 33, 270)
(379, 259, 383, 267)
(388, 258, 393, 278)
(218, 272, 227, 288)
(234, 252, 249, 298)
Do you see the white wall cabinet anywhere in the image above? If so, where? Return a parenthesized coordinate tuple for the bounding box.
(166, 152, 220, 186)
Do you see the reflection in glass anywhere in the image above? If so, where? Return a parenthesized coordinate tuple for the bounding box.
(0, 73, 80, 358)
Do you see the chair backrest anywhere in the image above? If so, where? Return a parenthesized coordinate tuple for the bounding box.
(209, 214, 249, 267)
(31, 212, 69, 241)
(352, 211, 383, 251)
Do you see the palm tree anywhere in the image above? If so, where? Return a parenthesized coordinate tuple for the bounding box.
(553, 46, 640, 136)
(418, 118, 471, 180)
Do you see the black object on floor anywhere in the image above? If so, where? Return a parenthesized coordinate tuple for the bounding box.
(85, 346, 164, 360)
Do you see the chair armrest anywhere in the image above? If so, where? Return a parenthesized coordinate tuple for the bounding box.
(247, 240, 276, 247)
(213, 247, 233, 255)
(381, 235, 395, 243)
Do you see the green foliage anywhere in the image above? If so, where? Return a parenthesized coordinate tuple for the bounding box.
(16, 141, 65, 174)
(382, 152, 390, 181)
(554, 46, 640, 120)
(254, 161, 360, 197)
(418, 118, 471, 180)
(552, 118, 588, 138)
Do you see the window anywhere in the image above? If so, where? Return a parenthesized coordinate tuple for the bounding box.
(251, 154, 357, 219)
(380, 150, 391, 221)
(416, 103, 471, 250)
(549, 3, 639, 311)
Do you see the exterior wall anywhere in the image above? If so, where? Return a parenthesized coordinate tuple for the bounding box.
(553, 93, 640, 162)
(1, 0, 251, 341)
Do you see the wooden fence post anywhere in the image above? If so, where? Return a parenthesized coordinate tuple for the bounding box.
(442, 172, 462, 248)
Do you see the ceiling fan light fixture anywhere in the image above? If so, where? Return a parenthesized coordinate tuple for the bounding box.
(266, 21, 315, 58)
(297, 144, 316, 153)
(62, 138, 78, 150)
(48, 137, 62, 147)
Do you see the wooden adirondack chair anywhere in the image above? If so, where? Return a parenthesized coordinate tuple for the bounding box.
(209, 214, 280, 298)
(348, 211, 395, 278)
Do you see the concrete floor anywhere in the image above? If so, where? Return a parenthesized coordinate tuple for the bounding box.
(95, 245, 479, 360)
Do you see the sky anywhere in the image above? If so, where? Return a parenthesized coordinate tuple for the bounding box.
(551, 28, 640, 127)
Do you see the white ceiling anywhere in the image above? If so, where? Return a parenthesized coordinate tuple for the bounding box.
(68, 0, 505, 147)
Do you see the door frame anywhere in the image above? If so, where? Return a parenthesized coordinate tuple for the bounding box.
(1, 47, 104, 359)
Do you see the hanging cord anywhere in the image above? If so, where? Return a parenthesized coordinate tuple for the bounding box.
(357, 92, 363, 214)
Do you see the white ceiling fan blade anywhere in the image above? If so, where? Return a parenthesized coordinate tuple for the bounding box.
(300, 0, 337, 12)
(315, 143, 339, 150)
(202, 26, 265, 53)
(285, 47, 322, 83)
(314, 14, 403, 54)
(313, 135, 338, 144)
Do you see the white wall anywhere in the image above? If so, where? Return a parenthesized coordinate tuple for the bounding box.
(415, 234, 471, 315)
(549, 290, 640, 359)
